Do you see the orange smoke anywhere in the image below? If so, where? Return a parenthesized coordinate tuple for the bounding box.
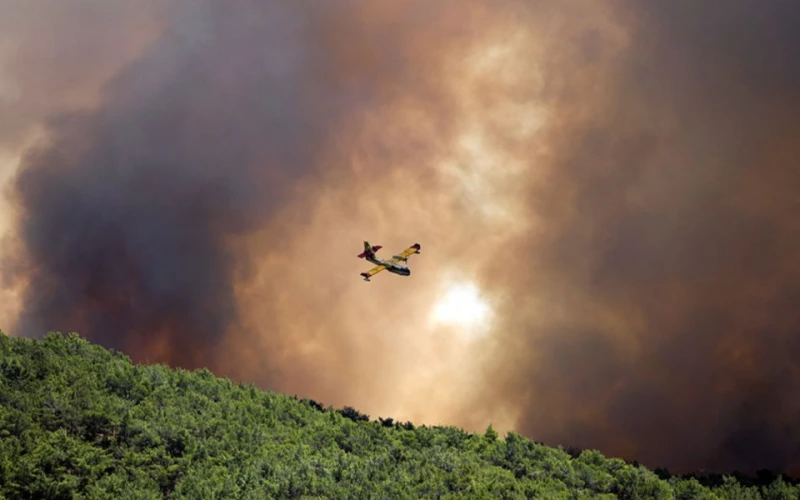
(2, 0, 800, 476)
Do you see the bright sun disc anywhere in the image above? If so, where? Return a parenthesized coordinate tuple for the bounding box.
(431, 282, 491, 329)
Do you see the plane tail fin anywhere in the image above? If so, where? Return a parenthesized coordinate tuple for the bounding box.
(357, 241, 382, 258)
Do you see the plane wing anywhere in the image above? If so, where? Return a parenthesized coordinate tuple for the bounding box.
(390, 243, 421, 262)
(360, 264, 386, 281)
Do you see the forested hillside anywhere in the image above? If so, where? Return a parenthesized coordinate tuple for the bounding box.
(1, 332, 797, 499)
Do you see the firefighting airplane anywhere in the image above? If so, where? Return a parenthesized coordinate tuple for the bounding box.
(357, 241, 421, 281)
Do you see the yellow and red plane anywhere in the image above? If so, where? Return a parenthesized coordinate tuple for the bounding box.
(357, 241, 421, 281)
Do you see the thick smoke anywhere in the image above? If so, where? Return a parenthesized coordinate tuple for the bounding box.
(4, 0, 394, 364)
(475, 0, 800, 474)
(2, 0, 799, 476)
(0, 0, 167, 150)
(3, 0, 485, 369)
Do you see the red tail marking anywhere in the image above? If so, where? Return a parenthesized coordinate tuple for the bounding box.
(357, 244, 382, 258)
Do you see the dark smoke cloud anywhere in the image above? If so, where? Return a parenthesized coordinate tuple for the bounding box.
(477, 0, 800, 475)
(6, 0, 391, 365)
(3, 0, 800, 478)
(3, 0, 481, 365)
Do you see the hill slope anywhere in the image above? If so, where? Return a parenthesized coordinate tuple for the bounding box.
(0, 332, 797, 499)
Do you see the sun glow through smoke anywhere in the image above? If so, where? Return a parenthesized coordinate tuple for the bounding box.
(431, 282, 491, 333)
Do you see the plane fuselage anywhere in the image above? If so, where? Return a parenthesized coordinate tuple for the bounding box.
(366, 255, 411, 276)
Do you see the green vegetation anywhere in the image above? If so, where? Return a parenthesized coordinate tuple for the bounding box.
(1, 331, 798, 499)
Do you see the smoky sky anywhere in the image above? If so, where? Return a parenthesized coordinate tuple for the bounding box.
(475, 0, 800, 475)
(4, 0, 450, 365)
(2, 0, 800, 476)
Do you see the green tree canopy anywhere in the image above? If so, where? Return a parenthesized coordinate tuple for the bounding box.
(1, 331, 797, 499)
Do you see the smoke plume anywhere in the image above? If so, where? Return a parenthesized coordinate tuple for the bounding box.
(2, 0, 799, 475)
